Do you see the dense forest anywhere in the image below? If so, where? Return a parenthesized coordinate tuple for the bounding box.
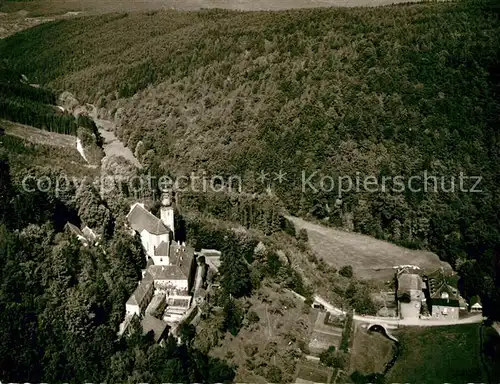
(0, 63, 79, 134)
(178, 190, 290, 235)
(0, 151, 236, 382)
(0, 62, 103, 164)
(178, 212, 312, 299)
(0, 0, 499, 316)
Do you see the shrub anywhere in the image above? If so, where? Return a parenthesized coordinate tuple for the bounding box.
(306, 252, 318, 263)
(247, 310, 260, 324)
(351, 371, 385, 384)
(244, 344, 258, 357)
(332, 351, 348, 369)
(339, 265, 353, 278)
(296, 228, 308, 242)
(340, 312, 353, 352)
(297, 339, 309, 354)
(319, 345, 336, 366)
(297, 228, 309, 251)
(350, 287, 377, 315)
(281, 217, 296, 237)
(265, 365, 283, 383)
(245, 359, 255, 370)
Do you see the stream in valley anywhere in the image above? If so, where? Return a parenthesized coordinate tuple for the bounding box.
(86, 104, 142, 169)
(368, 325, 401, 376)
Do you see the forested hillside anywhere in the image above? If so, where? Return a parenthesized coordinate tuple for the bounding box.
(0, 62, 79, 134)
(0, 62, 105, 164)
(0, 150, 236, 382)
(0, 1, 499, 317)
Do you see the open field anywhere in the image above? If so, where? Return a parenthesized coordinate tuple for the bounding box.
(348, 323, 394, 375)
(2, 119, 77, 147)
(0, 11, 54, 38)
(86, 105, 142, 169)
(295, 361, 333, 383)
(387, 324, 487, 383)
(289, 216, 452, 280)
(1, 120, 96, 178)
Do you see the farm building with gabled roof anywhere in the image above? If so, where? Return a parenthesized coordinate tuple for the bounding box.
(424, 268, 461, 320)
(396, 272, 424, 319)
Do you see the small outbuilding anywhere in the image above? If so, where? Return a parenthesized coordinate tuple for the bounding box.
(470, 295, 483, 313)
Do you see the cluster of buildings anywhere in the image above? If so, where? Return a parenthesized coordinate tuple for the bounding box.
(118, 192, 221, 342)
(396, 266, 482, 320)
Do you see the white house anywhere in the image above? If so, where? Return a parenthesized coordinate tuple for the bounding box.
(470, 296, 483, 313)
(146, 265, 189, 292)
(82, 226, 98, 243)
(65, 222, 87, 244)
(397, 272, 424, 319)
(125, 280, 154, 316)
(65, 222, 100, 247)
(126, 194, 174, 265)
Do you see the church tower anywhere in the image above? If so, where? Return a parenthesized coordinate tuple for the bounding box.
(160, 191, 175, 240)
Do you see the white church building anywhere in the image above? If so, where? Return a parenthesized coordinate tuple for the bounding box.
(121, 192, 199, 339)
(126, 193, 175, 265)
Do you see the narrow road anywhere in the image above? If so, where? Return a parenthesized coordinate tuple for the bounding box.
(313, 294, 485, 327)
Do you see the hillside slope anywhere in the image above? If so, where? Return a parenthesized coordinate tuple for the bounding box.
(0, 1, 499, 316)
(289, 216, 451, 280)
(0, 0, 431, 15)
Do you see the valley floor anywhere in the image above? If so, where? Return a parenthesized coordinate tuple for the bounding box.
(387, 324, 488, 383)
(349, 323, 500, 384)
